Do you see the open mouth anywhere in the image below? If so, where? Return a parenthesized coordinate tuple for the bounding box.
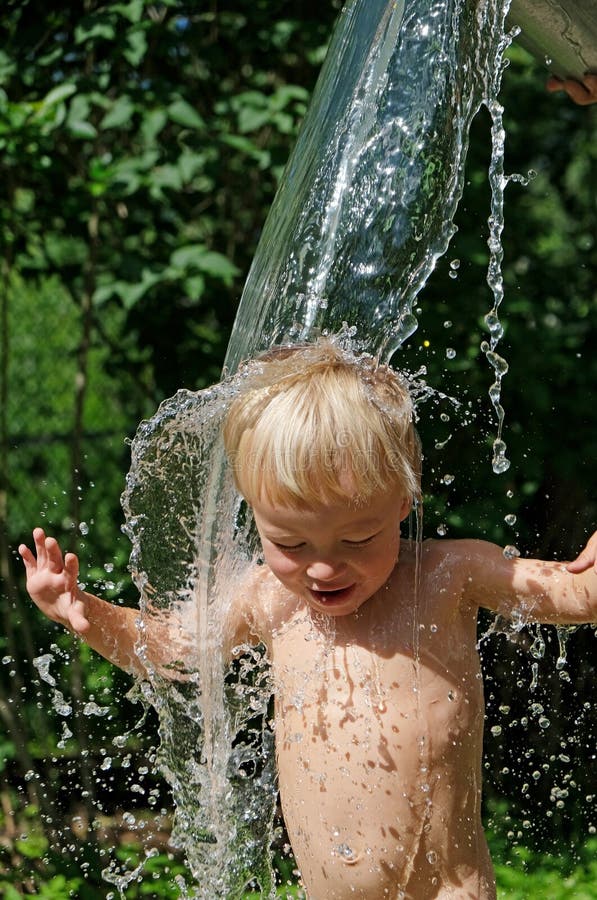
(308, 585, 355, 604)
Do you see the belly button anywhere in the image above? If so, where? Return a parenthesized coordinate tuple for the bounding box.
(333, 844, 360, 864)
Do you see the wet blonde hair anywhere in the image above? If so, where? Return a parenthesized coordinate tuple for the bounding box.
(223, 340, 421, 509)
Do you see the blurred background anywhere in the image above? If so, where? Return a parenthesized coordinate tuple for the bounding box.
(1, 1, 595, 896)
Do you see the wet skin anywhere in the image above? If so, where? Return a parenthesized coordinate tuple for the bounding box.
(234, 494, 596, 899)
(246, 538, 494, 899)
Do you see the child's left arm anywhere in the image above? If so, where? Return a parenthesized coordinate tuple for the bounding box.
(462, 532, 597, 625)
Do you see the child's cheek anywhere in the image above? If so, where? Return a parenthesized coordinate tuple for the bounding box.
(263, 546, 302, 579)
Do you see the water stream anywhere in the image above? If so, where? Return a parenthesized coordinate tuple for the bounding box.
(121, 0, 520, 895)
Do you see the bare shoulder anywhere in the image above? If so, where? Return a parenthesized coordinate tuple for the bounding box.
(229, 562, 295, 648)
(413, 537, 487, 574)
(410, 538, 500, 612)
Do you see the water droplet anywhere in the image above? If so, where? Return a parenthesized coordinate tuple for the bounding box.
(442, 473, 455, 484)
(426, 850, 438, 864)
(449, 258, 460, 270)
(79, 521, 89, 536)
(445, 347, 456, 359)
(333, 843, 356, 861)
(504, 513, 516, 526)
(436, 523, 447, 536)
(503, 545, 520, 560)
(443, 320, 452, 328)
(491, 725, 502, 737)
(83, 702, 110, 717)
(492, 439, 511, 474)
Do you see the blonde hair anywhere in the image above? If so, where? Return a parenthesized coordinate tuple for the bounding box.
(223, 340, 421, 509)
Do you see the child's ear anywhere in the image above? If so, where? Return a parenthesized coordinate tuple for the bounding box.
(398, 497, 412, 522)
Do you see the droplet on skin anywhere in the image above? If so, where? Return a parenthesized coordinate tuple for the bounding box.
(503, 545, 520, 560)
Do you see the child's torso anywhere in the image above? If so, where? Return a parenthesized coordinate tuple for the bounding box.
(265, 541, 496, 899)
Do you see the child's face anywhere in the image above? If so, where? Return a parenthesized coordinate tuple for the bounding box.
(252, 488, 411, 616)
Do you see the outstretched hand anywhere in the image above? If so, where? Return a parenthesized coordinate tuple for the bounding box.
(19, 528, 90, 634)
(547, 73, 597, 106)
(566, 531, 597, 576)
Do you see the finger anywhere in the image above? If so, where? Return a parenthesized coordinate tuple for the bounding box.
(562, 78, 594, 106)
(582, 73, 597, 97)
(44, 536, 65, 574)
(18, 544, 37, 573)
(546, 75, 595, 105)
(546, 76, 564, 94)
(33, 527, 48, 565)
(64, 553, 80, 592)
(566, 557, 588, 573)
(566, 546, 593, 573)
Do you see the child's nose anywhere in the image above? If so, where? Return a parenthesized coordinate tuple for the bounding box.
(306, 559, 346, 581)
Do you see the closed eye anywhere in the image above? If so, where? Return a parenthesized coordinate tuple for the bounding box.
(343, 534, 377, 547)
(272, 541, 305, 552)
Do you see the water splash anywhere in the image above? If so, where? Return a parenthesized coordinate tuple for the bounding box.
(121, 0, 517, 896)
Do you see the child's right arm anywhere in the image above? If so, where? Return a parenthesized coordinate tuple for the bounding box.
(19, 528, 146, 677)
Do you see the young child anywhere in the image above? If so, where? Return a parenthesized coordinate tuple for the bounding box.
(20, 341, 597, 899)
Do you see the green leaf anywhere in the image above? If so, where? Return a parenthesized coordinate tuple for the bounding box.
(100, 95, 136, 130)
(238, 106, 272, 133)
(124, 28, 148, 67)
(170, 244, 206, 270)
(170, 244, 239, 285)
(196, 250, 240, 284)
(168, 98, 205, 130)
(75, 19, 116, 44)
(112, 0, 144, 23)
(0, 49, 16, 83)
(177, 148, 207, 182)
(39, 82, 77, 108)
(67, 119, 98, 140)
(150, 163, 183, 194)
(140, 108, 168, 144)
(272, 84, 310, 108)
(99, 268, 164, 309)
(66, 93, 97, 139)
(184, 274, 206, 301)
